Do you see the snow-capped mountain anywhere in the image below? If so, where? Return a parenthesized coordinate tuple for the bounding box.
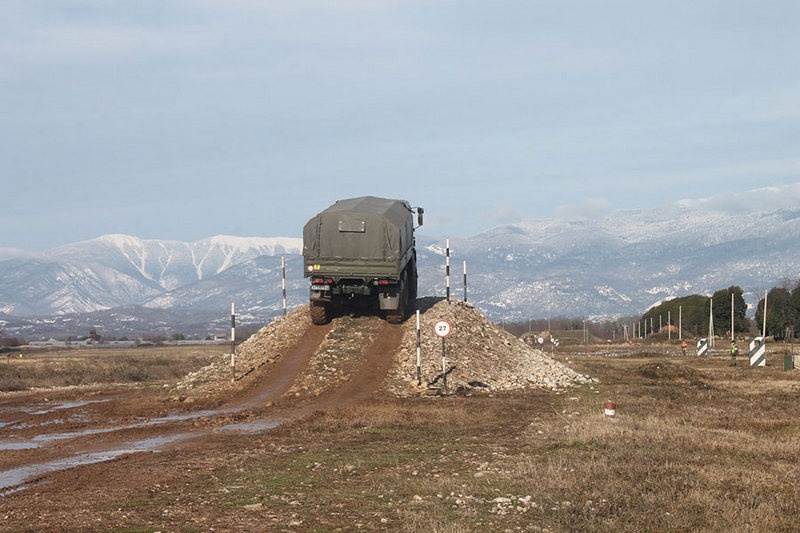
(0, 235, 302, 316)
(1, 204, 799, 338)
(419, 205, 800, 321)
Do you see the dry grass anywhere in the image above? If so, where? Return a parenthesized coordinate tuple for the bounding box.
(0, 345, 219, 391)
(191, 352, 800, 532)
(4, 347, 800, 532)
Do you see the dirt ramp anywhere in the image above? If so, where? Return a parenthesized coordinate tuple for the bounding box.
(232, 320, 333, 409)
(318, 321, 404, 404)
(175, 309, 405, 407)
(174, 307, 316, 403)
(284, 315, 403, 403)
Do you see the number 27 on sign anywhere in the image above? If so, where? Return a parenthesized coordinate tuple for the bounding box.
(435, 320, 451, 338)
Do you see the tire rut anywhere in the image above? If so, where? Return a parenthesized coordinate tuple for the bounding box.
(313, 319, 405, 406)
(232, 320, 333, 409)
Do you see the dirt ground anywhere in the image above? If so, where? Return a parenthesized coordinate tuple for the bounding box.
(0, 312, 410, 530)
(2, 309, 798, 532)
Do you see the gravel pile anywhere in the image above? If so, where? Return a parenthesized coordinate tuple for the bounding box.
(387, 298, 595, 395)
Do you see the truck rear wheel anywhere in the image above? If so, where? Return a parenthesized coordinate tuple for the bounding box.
(386, 308, 404, 324)
(386, 309, 403, 323)
(310, 302, 330, 325)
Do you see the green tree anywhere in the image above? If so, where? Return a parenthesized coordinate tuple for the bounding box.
(790, 281, 800, 338)
(755, 287, 795, 339)
(711, 286, 747, 337)
(643, 294, 709, 338)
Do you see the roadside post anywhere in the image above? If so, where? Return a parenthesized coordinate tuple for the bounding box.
(230, 302, 236, 382)
(282, 256, 287, 317)
(550, 337, 558, 355)
(749, 337, 766, 367)
(697, 338, 708, 357)
(434, 320, 451, 394)
(445, 240, 451, 303)
(463, 260, 468, 302)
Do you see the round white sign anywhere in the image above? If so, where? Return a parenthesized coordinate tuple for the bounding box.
(434, 320, 452, 338)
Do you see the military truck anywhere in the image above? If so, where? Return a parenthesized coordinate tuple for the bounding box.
(303, 196, 424, 325)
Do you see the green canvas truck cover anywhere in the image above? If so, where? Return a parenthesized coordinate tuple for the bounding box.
(303, 196, 414, 270)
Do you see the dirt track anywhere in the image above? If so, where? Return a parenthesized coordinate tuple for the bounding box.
(0, 315, 402, 496)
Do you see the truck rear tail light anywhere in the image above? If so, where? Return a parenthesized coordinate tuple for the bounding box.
(312, 277, 334, 285)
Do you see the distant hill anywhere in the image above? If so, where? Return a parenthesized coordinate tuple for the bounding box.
(0, 235, 302, 316)
(424, 205, 800, 322)
(1, 204, 799, 338)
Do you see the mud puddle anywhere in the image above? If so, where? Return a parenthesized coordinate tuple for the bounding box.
(0, 434, 191, 493)
(0, 409, 294, 493)
(0, 407, 234, 450)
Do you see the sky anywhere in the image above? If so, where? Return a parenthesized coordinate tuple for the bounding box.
(2, 0, 799, 250)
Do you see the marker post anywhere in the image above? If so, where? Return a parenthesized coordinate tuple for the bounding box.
(445, 240, 451, 302)
(230, 302, 236, 382)
(463, 260, 468, 302)
(282, 256, 287, 317)
(435, 320, 452, 394)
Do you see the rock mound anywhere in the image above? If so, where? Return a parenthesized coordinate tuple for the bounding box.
(388, 298, 594, 395)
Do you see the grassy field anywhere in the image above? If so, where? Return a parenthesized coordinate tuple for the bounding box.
(185, 351, 798, 532)
(0, 344, 220, 391)
(66, 348, 798, 532)
(220, 356, 800, 532)
(3, 345, 799, 532)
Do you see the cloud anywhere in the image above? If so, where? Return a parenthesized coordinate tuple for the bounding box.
(470, 203, 527, 230)
(675, 182, 800, 213)
(553, 198, 615, 220)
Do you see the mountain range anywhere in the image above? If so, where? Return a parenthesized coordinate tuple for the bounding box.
(1, 204, 799, 339)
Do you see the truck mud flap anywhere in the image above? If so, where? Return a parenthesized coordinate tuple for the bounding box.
(378, 291, 400, 310)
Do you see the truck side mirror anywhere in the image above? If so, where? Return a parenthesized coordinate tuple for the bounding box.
(417, 208, 424, 227)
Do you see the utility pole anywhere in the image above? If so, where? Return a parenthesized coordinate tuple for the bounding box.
(709, 298, 715, 348)
(668, 311, 672, 341)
